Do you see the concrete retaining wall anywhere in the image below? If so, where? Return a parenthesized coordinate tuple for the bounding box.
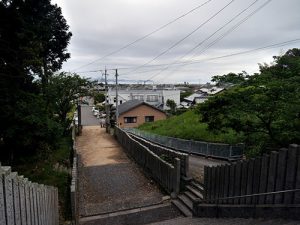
(115, 127, 180, 195)
(0, 164, 59, 225)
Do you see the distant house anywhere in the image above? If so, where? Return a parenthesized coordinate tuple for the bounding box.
(107, 87, 180, 110)
(117, 100, 167, 128)
(180, 86, 225, 108)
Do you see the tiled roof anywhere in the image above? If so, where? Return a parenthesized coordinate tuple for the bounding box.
(117, 100, 165, 115)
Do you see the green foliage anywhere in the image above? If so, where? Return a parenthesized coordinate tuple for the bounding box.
(166, 99, 177, 114)
(138, 110, 242, 144)
(0, 1, 74, 222)
(93, 92, 106, 104)
(199, 49, 300, 155)
(47, 72, 91, 132)
(180, 90, 193, 101)
(13, 136, 73, 220)
(211, 71, 248, 86)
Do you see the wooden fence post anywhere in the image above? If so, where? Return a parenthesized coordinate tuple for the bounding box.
(258, 155, 269, 204)
(240, 160, 248, 204)
(274, 148, 288, 204)
(0, 167, 6, 225)
(234, 161, 242, 204)
(252, 157, 262, 204)
(295, 147, 300, 204)
(284, 144, 298, 204)
(246, 159, 254, 204)
(266, 152, 278, 204)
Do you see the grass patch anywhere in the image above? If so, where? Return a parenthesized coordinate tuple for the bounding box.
(139, 109, 243, 144)
(12, 136, 72, 223)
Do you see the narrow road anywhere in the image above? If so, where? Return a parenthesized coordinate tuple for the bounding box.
(80, 105, 99, 126)
(76, 107, 164, 217)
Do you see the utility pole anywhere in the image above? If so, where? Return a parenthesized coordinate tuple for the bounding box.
(104, 68, 109, 132)
(115, 69, 119, 127)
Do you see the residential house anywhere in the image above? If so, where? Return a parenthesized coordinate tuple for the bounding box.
(180, 86, 224, 107)
(107, 87, 180, 110)
(117, 100, 167, 128)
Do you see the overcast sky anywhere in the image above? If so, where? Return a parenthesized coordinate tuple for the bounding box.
(51, 0, 300, 84)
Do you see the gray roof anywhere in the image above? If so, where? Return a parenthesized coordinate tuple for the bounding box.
(117, 100, 165, 116)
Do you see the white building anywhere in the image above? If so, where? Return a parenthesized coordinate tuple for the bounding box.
(107, 88, 180, 110)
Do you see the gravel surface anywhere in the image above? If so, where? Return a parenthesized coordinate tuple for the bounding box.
(76, 126, 164, 217)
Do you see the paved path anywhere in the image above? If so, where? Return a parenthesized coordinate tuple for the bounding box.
(189, 155, 228, 183)
(80, 105, 99, 126)
(76, 126, 164, 217)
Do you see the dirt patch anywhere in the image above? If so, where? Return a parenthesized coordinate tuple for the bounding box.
(76, 126, 164, 216)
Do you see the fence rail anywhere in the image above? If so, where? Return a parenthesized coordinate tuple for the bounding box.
(115, 127, 180, 194)
(70, 120, 79, 225)
(129, 133, 190, 178)
(0, 164, 59, 225)
(124, 128, 244, 160)
(203, 144, 300, 205)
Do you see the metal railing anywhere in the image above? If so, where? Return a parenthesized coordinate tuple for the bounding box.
(200, 189, 300, 205)
(124, 128, 244, 160)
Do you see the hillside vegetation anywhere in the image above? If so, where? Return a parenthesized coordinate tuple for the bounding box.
(138, 110, 243, 144)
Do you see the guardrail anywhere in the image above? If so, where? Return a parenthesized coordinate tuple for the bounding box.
(115, 127, 180, 195)
(124, 128, 244, 160)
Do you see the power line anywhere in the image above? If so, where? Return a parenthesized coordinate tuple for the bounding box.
(145, 0, 261, 82)
(153, 0, 273, 83)
(71, 0, 213, 72)
(123, 38, 300, 78)
(128, 0, 235, 74)
(76, 38, 300, 76)
(195, 0, 273, 59)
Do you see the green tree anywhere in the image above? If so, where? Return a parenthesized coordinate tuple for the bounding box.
(47, 73, 91, 131)
(0, 0, 72, 162)
(211, 71, 248, 86)
(166, 99, 177, 114)
(93, 92, 106, 105)
(198, 49, 300, 155)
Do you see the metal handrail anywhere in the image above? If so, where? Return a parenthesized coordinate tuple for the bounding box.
(201, 188, 300, 203)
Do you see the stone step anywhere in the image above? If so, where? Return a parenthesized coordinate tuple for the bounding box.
(184, 190, 197, 202)
(171, 199, 192, 217)
(190, 180, 204, 193)
(145, 217, 298, 225)
(186, 185, 203, 199)
(79, 202, 181, 225)
(178, 194, 193, 210)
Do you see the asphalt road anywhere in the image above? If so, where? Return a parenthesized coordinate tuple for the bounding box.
(80, 105, 100, 126)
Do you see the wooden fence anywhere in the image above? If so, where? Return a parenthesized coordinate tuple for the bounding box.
(130, 134, 190, 178)
(115, 127, 180, 195)
(0, 164, 59, 225)
(203, 144, 300, 204)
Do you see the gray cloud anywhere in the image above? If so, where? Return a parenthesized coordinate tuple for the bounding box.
(52, 0, 300, 83)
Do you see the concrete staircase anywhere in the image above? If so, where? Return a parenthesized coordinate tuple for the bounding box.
(146, 217, 299, 225)
(172, 180, 204, 217)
